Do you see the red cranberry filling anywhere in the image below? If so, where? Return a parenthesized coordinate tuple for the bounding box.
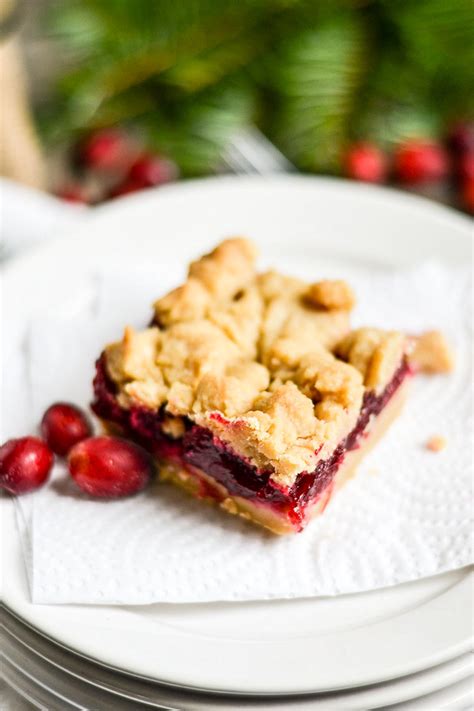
(92, 357, 128, 425)
(92, 355, 410, 529)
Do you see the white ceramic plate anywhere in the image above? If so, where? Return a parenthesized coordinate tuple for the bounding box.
(2, 605, 473, 710)
(1, 176, 472, 695)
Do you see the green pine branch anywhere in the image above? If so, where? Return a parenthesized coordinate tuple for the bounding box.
(268, 15, 368, 171)
(39, 0, 474, 174)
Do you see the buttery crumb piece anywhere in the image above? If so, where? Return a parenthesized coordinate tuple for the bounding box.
(304, 280, 355, 311)
(336, 328, 406, 392)
(425, 435, 447, 452)
(161, 415, 186, 439)
(409, 331, 454, 374)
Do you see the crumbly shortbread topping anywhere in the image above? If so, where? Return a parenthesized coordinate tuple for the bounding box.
(408, 330, 454, 374)
(304, 280, 355, 311)
(103, 238, 406, 486)
(335, 328, 406, 393)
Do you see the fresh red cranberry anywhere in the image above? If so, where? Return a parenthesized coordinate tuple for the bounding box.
(0, 437, 53, 495)
(128, 154, 179, 186)
(68, 436, 153, 498)
(461, 177, 474, 214)
(394, 141, 449, 184)
(108, 178, 145, 199)
(344, 143, 387, 183)
(447, 122, 474, 155)
(79, 129, 133, 171)
(41, 403, 92, 456)
(56, 185, 89, 204)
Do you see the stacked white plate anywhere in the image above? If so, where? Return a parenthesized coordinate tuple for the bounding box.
(1, 177, 473, 709)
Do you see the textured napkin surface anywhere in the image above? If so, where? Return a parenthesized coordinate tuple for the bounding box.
(11, 262, 473, 604)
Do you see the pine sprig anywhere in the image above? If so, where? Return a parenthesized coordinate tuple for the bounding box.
(269, 15, 368, 171)
(40, 0, 474, 174)
(147, 82, 256, 175)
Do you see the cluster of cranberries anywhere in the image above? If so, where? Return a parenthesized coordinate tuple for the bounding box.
(0, 403, 153, 498)
(344, 121, 474, 213)
(56, 128, 179, 205)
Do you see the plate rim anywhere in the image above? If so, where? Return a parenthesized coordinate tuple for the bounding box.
(3, 174, 472, 277)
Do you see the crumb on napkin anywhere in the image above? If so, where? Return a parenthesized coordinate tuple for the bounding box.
(425, 435, 447, 452)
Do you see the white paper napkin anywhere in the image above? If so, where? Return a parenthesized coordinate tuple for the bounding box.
(11, 262, 473, 604)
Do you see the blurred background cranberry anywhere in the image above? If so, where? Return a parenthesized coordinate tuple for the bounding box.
(393, 141, 449, 184)
(77, 129, 136, 173)
(344, 143, 387, 184)
(128, 155, 179, 187)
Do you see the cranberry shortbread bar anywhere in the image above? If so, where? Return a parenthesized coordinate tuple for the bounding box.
(92, 238, 412, 534)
